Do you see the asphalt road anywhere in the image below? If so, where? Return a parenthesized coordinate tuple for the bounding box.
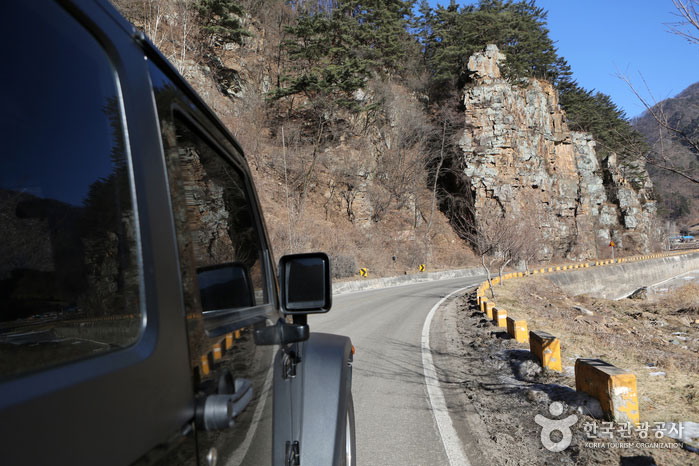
(309, 276, 485, 466)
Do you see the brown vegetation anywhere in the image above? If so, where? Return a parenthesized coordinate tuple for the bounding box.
(110, 0, 478, 278)
(493, 278, 699, 423)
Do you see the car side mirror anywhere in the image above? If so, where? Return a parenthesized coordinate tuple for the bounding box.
(197, 262, 254, 311)
(279, 252, 331, 314)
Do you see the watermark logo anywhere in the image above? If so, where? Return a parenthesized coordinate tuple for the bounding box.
(534, 402, 578, 452)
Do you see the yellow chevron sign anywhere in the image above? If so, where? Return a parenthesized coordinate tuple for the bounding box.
(359, 268, 368, 277)
(419, 264, 425, 272)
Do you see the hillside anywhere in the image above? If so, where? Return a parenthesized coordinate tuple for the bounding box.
(632, 82, 699, 233)
(110, 0, 662, 277)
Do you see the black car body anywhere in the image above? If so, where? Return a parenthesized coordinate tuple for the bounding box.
(0, 1, 354, 465)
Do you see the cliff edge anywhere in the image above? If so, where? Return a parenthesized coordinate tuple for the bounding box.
(458, 44, 657, 259)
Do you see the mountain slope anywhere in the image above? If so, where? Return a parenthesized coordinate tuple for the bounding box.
(632, 82, 699, 232)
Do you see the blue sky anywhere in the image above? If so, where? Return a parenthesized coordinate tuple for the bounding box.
(428, 1, 699, 119)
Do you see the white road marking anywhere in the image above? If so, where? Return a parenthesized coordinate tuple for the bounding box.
(225, 353, 275, 466)
(421, 286, 472, 466)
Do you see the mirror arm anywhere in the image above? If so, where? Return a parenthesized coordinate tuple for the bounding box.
(253, 319, 309, 346)
(292, 314, 307, 326)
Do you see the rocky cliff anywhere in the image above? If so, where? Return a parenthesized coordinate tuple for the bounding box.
(458, 45, 657, 259)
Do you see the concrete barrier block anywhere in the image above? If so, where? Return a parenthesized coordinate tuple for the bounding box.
(485, 302, 495, 319)
(212, 343, 222, 361)
(529, 331, 562, 372)
(493, 307, 507, 327)
(200, 355, 210, 376)
(225, 333, 233, 350)
(506, 316, 528, 343)
(480, 297, 488, 313)
(575, 358, 640, 424)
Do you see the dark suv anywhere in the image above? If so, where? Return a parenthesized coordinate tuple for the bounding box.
(0, 1, 354, 465)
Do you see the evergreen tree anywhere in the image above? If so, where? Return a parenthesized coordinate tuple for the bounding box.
(559, 80, 649, 176)
(271, 0, 416, 112)
(348, 0, 416, 75)
(198, 0, 250, 45)
(423, 0, 567, 97)
(270, 8, 370, 111)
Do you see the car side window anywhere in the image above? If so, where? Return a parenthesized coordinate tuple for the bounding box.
(149, 62, 270, 323)
(0, 2, 141, 379)
(172, 119, 270, 312)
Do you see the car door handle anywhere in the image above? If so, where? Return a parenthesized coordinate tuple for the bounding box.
(198, 378, 253, 431)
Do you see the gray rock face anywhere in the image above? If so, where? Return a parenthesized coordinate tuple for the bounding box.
(459, 45, 657, 259)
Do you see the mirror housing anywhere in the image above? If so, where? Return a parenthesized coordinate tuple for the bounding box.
(279, 252, 332, 315)
(196, 262, 254, 311)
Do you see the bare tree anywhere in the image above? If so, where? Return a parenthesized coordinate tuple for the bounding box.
(617, 0, 699, 185)
(668, 0, 699, 45)
(445, 190, 508, 298)
(509, 209, 545, 273)
(618, 74, 699, 185)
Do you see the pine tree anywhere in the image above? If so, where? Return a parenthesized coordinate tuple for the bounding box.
(198, 0, 250, 45)
(348, 0, 415, 75)
(270, 8, 370, 112)
(271, 0, 416, 112)
(422, 0, 567, 98)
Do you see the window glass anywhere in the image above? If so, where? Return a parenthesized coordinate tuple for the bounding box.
(173, 120, 269, 311)
(0, 2, 141, 379)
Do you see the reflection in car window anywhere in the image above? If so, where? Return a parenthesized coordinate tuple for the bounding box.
(173, 119, 269, 310)
(0, 2, 141, 379)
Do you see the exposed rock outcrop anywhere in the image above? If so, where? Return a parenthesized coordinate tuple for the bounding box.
(458, 44, 656, 259)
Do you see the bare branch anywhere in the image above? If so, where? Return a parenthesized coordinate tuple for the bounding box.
(617, 72, 699, 184)
(668, 0, 699, 45)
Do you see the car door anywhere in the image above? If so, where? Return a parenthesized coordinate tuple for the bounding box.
(147, 59, 288, 466)
(0, 1, 197, 465)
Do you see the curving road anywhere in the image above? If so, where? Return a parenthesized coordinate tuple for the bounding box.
(309, 276, 485, 466)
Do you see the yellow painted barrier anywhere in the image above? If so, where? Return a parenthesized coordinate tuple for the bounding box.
(212, 343, 222, 361)
(575, 359, 640, 425)
(493, 307, 507, 327)
(506, 316, 528, 343)
(480, 297, 488, 313)
(529, 331, 562, 372)
(485, 302, 495, 320)
(225, 333, 233, 350)
(200, 355, 210, 376)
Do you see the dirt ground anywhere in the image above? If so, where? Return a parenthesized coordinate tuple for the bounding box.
(489, 278, 699, 424)
(430, 290, 699, 466)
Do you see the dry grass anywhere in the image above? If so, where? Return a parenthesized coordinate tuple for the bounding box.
(492, 278, 699, 423)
